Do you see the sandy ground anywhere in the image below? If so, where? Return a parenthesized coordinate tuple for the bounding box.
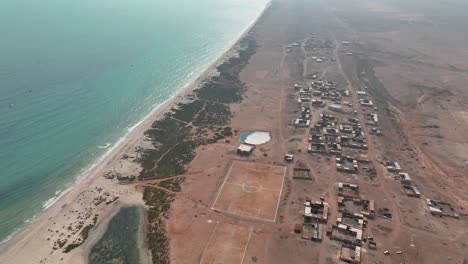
(2, 0, 468, 264)
(167, 0, 467, 264)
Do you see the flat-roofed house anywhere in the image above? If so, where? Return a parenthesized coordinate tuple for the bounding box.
(237, 144, 255, 156)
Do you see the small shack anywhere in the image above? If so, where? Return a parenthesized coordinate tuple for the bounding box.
(237, 144, 255, 156)
(328, 104, 343, 112)
(398, 172, 412, 185)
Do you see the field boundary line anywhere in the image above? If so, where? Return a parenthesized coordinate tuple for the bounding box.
(214, 208, 276, 222)
(211, 161, 236, 210)
(226, 182, 282, 192)
(273, 166, 287, 222)
(199, 222, 219, 264)
(240, 227, 254, 264)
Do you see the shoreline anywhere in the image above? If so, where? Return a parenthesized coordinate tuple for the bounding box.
(0, 1, 270, 262)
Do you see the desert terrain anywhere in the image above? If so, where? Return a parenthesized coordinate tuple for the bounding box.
(1, 0, 467, 263)
(167, 0, 467, 263)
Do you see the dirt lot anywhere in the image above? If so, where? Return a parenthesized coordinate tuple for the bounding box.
(200, 223, 252, 264)
(212, 161, 286, 222)
(327, 0, 468, 199)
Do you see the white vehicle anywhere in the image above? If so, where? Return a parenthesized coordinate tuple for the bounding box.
(284, 154, 294, 162)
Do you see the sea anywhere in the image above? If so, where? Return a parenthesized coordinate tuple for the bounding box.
(0, 0, 268, 242)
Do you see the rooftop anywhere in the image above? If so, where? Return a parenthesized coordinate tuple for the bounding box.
(237, 144, 255, 152)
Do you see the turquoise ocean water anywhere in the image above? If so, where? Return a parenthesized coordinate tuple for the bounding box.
(0, 0, 267, 242)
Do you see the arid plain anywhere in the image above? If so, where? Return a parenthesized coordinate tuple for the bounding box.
(1, 0, 466, 263)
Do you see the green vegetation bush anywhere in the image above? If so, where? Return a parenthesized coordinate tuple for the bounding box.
(88, 207, 141, 264)
(136, 35, 257, 263)
(143, 188, 175, 264)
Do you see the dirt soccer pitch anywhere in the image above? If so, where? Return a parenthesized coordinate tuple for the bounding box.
(212, 161, 287, 222)
(199, 223, 252, 264)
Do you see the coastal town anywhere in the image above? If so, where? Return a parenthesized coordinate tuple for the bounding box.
(1, 0, 467, 264)
(163, 30, 465, 263)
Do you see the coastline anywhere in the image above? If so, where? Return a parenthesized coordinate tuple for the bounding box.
(3, 0, 467, 263)
(0, 1, 270, 263)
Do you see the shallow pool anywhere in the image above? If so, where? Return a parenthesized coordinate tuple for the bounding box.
(89, 206, 144, 264)
(238, 131, 271, 145)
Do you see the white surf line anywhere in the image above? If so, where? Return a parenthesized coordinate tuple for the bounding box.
(199, 222, 219, 264)
(272, 166, 288, 222)
(211, 161, 236, 210)
(240, 227, 254, 264)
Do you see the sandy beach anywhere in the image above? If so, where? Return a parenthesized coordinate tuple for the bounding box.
(0, 2, 271, 263)
(0, 57, 216, 264)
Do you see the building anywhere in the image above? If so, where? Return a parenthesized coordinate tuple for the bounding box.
(367, 113, 378, 123)
(298, 96, 311, 103)
(323, 127, 339, 136)
(337, 212, 367, 229)
(338, 197, 375, 219)
(329, 143, 342, 155)
(426, 199, 459, 218)
(328, 104, 343, 112)
(369, 128, 381, 135)
(300, 223, 323, 241)
(339, 125, 354, 134)
(359, 99, 373, 107)
(384, 161, 401, 172)
(309, 133, 324, 143)
(337, 182, 360, 198)
(428, 206, 443, 216)
(300, 106, 310, 114)
(403, 185, 421, 198)
(336, 163, 357, 173)
(327, 224, 363, 246)
(237, 144, 255, 156)
(312, 99, 325, 107)
(339, 244, 361, 264)
(293, 167, 312, 180)
(308, 142, 326, 153)
(294, 118, 311, 128)
(398, 172, 412, 185)
(356, 91, 367, 97)
(304, 200, 329, 223)
(312, 90, 322, 96)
